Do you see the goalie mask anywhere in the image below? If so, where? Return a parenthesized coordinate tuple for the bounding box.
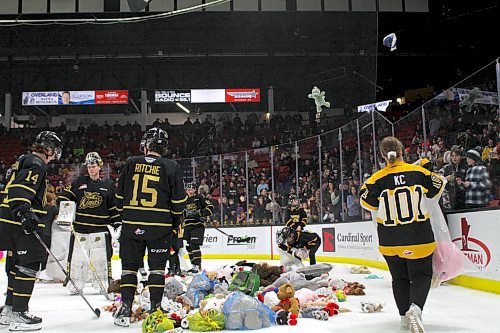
(277, 227, 293, 244)
(139, 127, 168, 154)
(84, 152, 103, 167)
(34, 131, 63, 160)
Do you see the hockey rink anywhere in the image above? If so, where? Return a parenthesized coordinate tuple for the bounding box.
(1, 259, 499, 333)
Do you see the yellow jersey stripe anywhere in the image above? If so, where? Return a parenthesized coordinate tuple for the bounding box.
(76, 212, 110, 219)
(14, 276, 36, 281)
(122, 220, 172, 227)
(120, 284, 137, 288)
(171, 196, 187, 204)
(148, 285, 164, 288)
(64, 189, 76, 197)
(115, 194, 124, 199)
(123, 206, 171, 213)
(13, 292, 31, 297)
(0, 218, 21, 225)
(171, 210, 183, 215)
(110, 214, 120, 219)
(74, 221, 108, 227)
(5, 197, 31, 204)
(379, 242, 436, 259)
(8, 184, 36, 194)
(31, 209, 47, 215)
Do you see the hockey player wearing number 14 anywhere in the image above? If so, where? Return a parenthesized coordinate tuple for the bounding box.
(0, 131, 63, 332)
(57, 152, 120, 295)
(359, 136, 445, 333)
(114, 127, 186, 328)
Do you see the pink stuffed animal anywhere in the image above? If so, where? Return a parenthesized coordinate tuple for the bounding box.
(294, 288, 319, 304)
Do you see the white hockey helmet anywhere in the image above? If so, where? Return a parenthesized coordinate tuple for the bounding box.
(84, 152, 103, 167)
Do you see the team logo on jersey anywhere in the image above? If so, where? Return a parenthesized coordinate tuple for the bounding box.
(186, 203, 198, 211)
(78, 184, 88, 190)
(403, 249, 414, 256)
(135, 228, 145, 235)
(79, 191, 103, 209)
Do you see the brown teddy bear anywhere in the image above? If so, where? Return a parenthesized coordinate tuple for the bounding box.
(255, 263, 284, 287)
(346, 282, 366, 296)
(271, 282, 300, 315)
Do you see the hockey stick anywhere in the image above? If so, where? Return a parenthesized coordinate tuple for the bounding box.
(70, 225, 111, 301)
(33, 231, 101, 319)
(213, 226, 252, 243)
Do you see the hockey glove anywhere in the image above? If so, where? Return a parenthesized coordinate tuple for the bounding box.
(17, 208, 40, 234)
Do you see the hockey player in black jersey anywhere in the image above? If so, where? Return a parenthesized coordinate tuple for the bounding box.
(277, 226, 321, 265)
(0, 131, 62, 331)
(114, 127, 186, 327)
(284, 198, 307, 231)
(57, 152, 119, 295)
(183, 182, 213, 274)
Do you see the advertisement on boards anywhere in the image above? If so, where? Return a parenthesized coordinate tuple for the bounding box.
(448, 210, 500, 280)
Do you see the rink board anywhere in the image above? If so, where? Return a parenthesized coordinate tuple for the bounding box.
(2, 210, 499, 293)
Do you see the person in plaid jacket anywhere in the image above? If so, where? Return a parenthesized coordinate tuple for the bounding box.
(461, 147, 492, 208)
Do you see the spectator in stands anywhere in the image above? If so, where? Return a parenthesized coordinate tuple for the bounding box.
(253, 196, 267, 224)
(198, 179, 209, 195)
(256, 178, 269, 196)
(428, 114, 441, 138)
(482, 139, 495, 161)
(251, 138, 261, 149)
(460, 129, 479, 152)
(347, 186, 362, 221)
(462, 148, 492, 208)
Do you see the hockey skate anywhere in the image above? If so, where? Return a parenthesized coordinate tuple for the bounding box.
(405, 304, 425, 333)
(8, 311, 42, 331)
(186, 265, 200, 275)
(0, 305, 13, 326)
(113, 303, 131, 327)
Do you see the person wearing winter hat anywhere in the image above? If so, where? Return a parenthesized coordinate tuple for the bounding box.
(461, 147, 492, 208)
(439, 145, 468, 211)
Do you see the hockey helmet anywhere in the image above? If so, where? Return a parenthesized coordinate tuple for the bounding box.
(84, 152, 103, 167)
(139, 127, 168, 153)
(290, 198, 300, 210)
(34, 131, 63, 160)
(185, 182, 197, 190)
(277, 227, 294, 244)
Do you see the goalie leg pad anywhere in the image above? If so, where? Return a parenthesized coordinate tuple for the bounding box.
(89, 232, 111, 290)
(68, 232, 89, 294)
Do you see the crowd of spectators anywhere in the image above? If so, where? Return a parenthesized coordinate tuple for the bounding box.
(0, 87, 498, 227)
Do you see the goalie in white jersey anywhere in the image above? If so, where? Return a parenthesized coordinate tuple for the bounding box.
(57, 152, 120, 295)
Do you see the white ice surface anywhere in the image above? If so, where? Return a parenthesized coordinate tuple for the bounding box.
(1, 259, 499, 333)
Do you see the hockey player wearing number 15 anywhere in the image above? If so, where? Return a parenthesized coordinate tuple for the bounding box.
(359, 136, 445, 333)
(114, 127, 186, 328)
(57, 152, 120, 295)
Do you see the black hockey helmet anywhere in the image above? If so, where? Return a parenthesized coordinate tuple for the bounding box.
(84, 152, 104, 167)
(139, 127, 168, 154)
(185, 182, 197, 190)
(277, 227, 294, 244)
(34, 131, 63, 160)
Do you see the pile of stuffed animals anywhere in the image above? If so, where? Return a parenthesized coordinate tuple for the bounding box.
(102, 262, 384, 332)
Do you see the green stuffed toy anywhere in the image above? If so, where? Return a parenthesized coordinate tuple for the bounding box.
(142, 309, 175, 333)
(308, 86, 330, 113)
